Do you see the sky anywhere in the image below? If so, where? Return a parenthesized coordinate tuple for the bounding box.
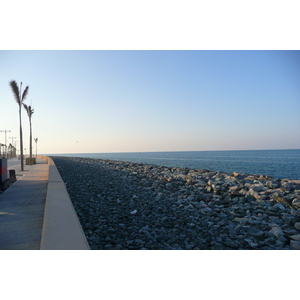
(0, 50, 299, 154)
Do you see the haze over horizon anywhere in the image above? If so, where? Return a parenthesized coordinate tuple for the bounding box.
(1, 50, 300, 155)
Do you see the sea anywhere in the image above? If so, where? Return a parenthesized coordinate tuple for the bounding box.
(49, 149, 300, 180)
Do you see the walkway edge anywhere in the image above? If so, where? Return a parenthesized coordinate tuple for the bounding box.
(40, 156, 90, 250)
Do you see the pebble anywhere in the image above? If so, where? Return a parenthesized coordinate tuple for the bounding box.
(51, 156, 300, 250)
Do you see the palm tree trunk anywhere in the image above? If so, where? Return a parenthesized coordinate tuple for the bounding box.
(29, 117, 32, 165)
(19, 82, 24, 171)
(19, 107, 24, 171)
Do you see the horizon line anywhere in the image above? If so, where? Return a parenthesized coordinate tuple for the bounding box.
(43, 148, 300, 156)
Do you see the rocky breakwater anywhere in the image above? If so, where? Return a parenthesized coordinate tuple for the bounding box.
(51, 156, 300, 250)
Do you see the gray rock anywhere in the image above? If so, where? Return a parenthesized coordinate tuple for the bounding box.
(251, 184, 266, 192)
(269, 227, 284, 239)
(281, 214, 295, 225)
(135, 239, 145, 244)
(244, 238, 259, 248)
(275, 240, 286, 248)
(266, 180, 279, 189)
(273, 203, 286, 211)
(290, 240, 300, 250)
(292, 198, 300, 208)
(115, 244, 123, 249)
(280, 182, 291, 192)
(290, 208, 298, 216)
(290, 234, 300, 241)
(200, 207, 212, 213)
(233, 217, 251, 225)
(268, 223, 280, 228)
(211, 243, 224, 250)
(294, 222, 300, 230)
(248, 228, 265, 240)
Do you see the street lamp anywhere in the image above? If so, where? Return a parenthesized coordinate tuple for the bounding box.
(14, 141, 19, 158)
(9, 137, 17, 158)
(9, 137, 17, 145)
(0, 129, 11, 158)
(34, 138, 38, 158)
(0, 143, 5, 158)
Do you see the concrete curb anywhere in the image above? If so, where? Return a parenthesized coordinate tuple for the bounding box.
(40, 156, 90, 250)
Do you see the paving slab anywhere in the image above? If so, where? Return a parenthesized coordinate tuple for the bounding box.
(0, 157, 48, 250)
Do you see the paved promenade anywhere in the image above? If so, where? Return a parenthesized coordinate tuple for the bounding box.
(0, 157, 48, 250)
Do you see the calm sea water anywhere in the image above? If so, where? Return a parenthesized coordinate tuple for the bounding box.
(50, 149, 300, 180)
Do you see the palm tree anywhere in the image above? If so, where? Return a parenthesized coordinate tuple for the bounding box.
(9, 80, 29, 171)
(23, 103, 34, 165)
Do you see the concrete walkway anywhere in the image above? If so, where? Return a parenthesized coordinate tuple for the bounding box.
(0, 157, 48, 250)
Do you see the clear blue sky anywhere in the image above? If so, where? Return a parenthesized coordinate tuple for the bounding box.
(1, 50, 299, 154)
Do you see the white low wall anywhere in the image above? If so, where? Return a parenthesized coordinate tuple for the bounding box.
(40, 156, 90, 250)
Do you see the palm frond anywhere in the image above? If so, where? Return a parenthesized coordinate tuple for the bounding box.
(22, 85, 29, 103)
(29, 106, 34, 116)
(23, 103, 28, 113)
(9, 80, 21, 105)
(23, 104, 34, 117)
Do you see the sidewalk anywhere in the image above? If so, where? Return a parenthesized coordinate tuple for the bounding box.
(0, 157, 49, 250)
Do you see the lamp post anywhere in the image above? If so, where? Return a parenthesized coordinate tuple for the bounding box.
(34, 138, 38, 158)
(0, 129, 11, 158)
(9, 137, 17, 145)
(9, 137, 17, 158)
(0, 143, 4, 157)
(14, 141, 19, 158)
